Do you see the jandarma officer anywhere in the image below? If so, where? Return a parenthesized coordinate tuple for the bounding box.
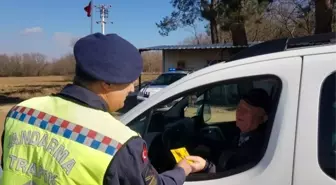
(0, 33, 211, 185)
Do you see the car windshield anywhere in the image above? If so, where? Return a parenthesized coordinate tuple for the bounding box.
(150, 73, 187, 86)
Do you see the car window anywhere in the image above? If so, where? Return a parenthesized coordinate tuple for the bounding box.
(318, 71, 336, 180)
(203, 84, 239, 124)
(184, 78, 279, 125)
(127, 74, 282, 181)
(150, 73, 186, 86)
(183, 93, 204, 118)
(184, 84, 239, 123)
(127, 110, 151, 136)
(253, 78, 277, 96)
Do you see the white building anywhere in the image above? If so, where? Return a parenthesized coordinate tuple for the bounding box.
(139, 42, 260, 72)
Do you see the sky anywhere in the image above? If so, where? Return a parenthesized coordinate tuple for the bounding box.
(0, 0, 206, 59)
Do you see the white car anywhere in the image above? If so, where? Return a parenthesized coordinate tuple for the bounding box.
(137, 69, 190, 107)
(121, 33, 336, 185)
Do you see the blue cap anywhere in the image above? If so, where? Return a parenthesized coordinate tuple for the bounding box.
(73, 32, 143, 84)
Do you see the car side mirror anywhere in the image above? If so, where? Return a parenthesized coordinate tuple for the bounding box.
(203, 104, 211, 122)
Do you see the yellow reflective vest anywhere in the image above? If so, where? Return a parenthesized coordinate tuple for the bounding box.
(0, 95, 138, 185)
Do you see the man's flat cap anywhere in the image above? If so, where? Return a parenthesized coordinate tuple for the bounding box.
(243, 88, 271, 114)
(74, 32, 143, 84)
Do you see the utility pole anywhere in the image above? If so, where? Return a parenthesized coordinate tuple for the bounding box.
(95, 4, 112, 34)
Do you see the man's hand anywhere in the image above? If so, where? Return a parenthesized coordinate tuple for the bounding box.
(176, 155, 207, 176)
(185, 156, 206, 173)
(177, 159, 192, 176)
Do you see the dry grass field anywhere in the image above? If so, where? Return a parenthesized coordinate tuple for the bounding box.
(0, 74, 159, 156)
(0, 76, 69, 122)
(0, 74, 158, 113)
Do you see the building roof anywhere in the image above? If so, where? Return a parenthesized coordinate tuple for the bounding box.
(138, 42, 262, 52)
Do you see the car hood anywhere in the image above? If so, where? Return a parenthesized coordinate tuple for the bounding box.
(140, 85, 166, 96)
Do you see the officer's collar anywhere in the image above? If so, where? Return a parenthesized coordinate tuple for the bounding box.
(57, 84, 110, 112)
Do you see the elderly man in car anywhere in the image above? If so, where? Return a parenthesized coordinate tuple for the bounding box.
(217, 88, 271, 171)
(192, 88, 271, 172)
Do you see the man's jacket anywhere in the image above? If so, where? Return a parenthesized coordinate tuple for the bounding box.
(0, 84, 186, 185)
(217, 124, 266, 171)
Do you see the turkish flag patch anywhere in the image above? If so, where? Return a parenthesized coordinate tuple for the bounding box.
(142, 143, 148, 162)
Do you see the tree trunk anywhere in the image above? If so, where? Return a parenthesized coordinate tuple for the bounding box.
(210, 0, 220, 43)
(210, 19, 220, 43)
(315, 0, 334, 34)
(230, 23, 248, 46)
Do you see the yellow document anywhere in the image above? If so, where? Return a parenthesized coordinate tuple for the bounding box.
(170, 147, 193, 164)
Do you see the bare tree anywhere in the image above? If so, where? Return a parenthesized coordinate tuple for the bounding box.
(141, 51, 162, 72)
(268, 0, 315, 37)
(184, 23, 207, 44)
(179, 32, 212, 44)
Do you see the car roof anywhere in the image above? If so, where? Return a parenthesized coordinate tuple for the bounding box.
(174, 44, 336, 88)
(228, 32, 336, 61)
(142, 42, 336, 93)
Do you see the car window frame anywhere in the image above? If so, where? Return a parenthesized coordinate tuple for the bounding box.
(131, 74, 283, 131)
(126, 74, 283, 181)
(317, 71, 336, 180)
(131, 74, 283, 122)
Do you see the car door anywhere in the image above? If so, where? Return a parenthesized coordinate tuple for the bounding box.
(294, 52, 336, 185)
(122, 56, 303, 185)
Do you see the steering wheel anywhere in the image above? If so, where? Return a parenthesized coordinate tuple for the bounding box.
(162, 118, 196, 148)
(191, 125, 229, 163)
(162, 121, 192, 150)
(199, 126, 227, 143)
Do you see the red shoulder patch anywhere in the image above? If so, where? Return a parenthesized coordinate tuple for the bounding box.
(142, 143, 148, 162)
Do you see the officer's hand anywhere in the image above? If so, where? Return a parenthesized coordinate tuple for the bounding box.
(185, 156, 206, 173)
(177, 159, 192, 176)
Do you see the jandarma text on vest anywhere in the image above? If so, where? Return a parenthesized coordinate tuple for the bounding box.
(8, 154, 57, 185)
(7, 130, 76, 175)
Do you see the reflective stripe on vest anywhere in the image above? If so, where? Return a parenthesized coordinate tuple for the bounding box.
(0, 96, 138, 185)
(8, 106, 122, 156)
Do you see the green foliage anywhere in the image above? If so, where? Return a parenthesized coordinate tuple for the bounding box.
(155, 0, 203, 36)
(218, 0, 272, 31)
(156, 0, 274, 36)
